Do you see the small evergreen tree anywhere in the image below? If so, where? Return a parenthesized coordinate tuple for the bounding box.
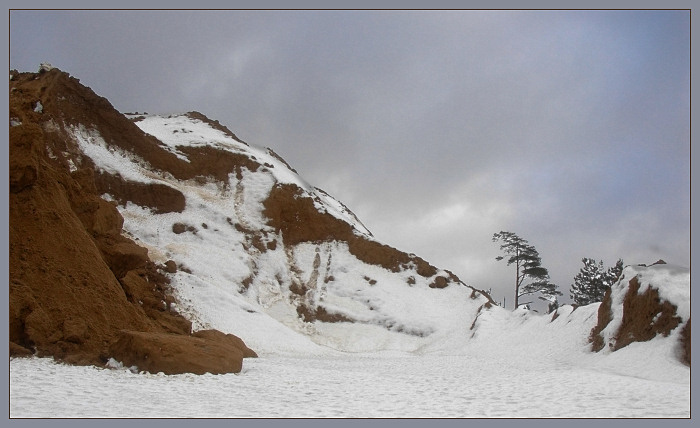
(604, 259, 624, 288)
(492, 231, 561, 310)
(570, 258, 605, 306)
(570, 258, 624, 306)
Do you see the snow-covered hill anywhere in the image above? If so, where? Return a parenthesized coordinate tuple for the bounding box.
(590, 262, 690, 364)
(9, 67, 690, 417)
(70, 109, 493, 355)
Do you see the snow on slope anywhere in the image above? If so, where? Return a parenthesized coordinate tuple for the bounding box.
(68, 113, 491, 356)
(622, 263, 689, 320)
(129, 113, 372, 236)
(596, 263, 690, 357)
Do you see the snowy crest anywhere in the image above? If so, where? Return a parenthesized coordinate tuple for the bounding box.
(590, 262, 690, 361)
(71, 111, 491, 355)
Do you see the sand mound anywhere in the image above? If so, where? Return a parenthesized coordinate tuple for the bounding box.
(589, 262, 690, 365)
(9, 67, 254, 374)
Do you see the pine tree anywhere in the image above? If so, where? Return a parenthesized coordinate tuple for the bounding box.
(570, 258, 624, 306)
(605, 259, 624, 288)
(570, 258, 605, 306)
(492, 231, 561, 310)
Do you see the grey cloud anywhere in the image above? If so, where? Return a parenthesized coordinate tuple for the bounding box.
(9, 10, 690, 306)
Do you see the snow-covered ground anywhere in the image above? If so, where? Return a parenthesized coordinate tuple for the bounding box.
(7, 353, 688, 418)
(10, 303, 690, 418)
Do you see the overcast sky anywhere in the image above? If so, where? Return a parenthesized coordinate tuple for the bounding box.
(10, 10, 690, 308)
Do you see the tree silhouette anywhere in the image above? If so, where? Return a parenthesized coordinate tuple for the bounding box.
(570, 258, 624, 306)
(492, 231, 561, 310)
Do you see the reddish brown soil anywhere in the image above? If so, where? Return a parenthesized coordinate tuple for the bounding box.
(177, 145, 261, 182)
(589, 274, 688, 364)
(263, 183, 456, 286)
(185, 111, 248, 145)
(94, 170, 186, 214)
(614, 277, 682, 349)
(589, 287, 613, 352)
(679, 318, 690, 366)
(10, 67, 481, 366)
(296, 304, 354, 323)
(9, 68, 254, 374)
(10, 69, 260, 186)
(110, 329, 257, 375)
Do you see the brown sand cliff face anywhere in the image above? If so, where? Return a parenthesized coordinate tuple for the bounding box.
(9, 67, 483, 370)
(9, 68, 255, 374)
(262, 183, 460, 290)
(589, 267, 689, 365)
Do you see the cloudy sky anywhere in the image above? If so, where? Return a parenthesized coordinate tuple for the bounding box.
(10, 9, 690, 308)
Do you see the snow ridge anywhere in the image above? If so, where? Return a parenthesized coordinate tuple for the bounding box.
(72, 113, 489, 355)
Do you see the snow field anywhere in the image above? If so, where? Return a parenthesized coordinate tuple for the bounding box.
(10, 336, 690, 418)
(11, 277, 688, 417)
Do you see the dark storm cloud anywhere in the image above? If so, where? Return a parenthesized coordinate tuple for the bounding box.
(10, 10, 690, 306)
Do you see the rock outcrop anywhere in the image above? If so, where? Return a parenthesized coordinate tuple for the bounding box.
(9, 65, 494, 364)
(589, 261, 690, 365)
(9, 67, 255, 374)
(109, 329, 257, 375)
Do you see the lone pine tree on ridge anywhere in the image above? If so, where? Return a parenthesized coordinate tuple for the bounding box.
(492, 231, 561, 310)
